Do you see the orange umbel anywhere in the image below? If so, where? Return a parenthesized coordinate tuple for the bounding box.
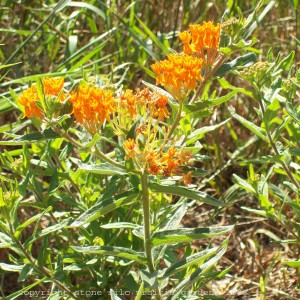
(178, 21, 221, 66)
(151, 54, 203, 101)
(69, 83, 115, 134)
(18, 77, 65, 119)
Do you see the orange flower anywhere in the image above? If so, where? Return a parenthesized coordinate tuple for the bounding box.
(42, 77, 64, 96)
(153, 93, 170, 121)
(178, 21, 221, 65)
(151, 54, 203, 101)
(18, 85, 42, 119)
(69, 83, 115, 133)
(179, 171, 193, 186)
(119, 89, 138, 118)
(18, 77, 65, 119)
(123, 138, 138, 159)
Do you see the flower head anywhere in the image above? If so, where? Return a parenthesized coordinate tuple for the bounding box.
(70, 83, 115, 134)
(18, 77, 65, 119)
(123, 138, 139, 159)
(151, 54, 203, 100)
(42, 77, 64, 96)
(18, 85, 41, 119)
(178, 21, 221, 65)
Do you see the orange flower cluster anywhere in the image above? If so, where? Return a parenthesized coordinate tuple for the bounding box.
(178, 21, 221, 65)
(18, 77, 65, 119)
(151, 54, 203, 101)
(151, 21, 220, 101)
(18, 85, 41, 119)
(146, 145, 193, 178)
(42, 77, 64, 96)
(69, 83, 115, 134)
(123, 139, 193, 184)
(116, 88, 170, 128)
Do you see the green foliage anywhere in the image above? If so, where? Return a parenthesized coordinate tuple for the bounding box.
(1, 0, 300, 299)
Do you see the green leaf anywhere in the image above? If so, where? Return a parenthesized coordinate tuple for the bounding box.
(66, 2, 106, 20)
(76, 160, 127, 175)
(0, 263, 24, 272)
(272, 51, 295, 75)
(72, 246, 146, 264)
(243, 0, 276, 39)
(0, 129, 61, 145)
(167, 247, 228, 300)
(263, 99, 281, 129)
(218, 77, 254, 97)
(151, 226, 233, 247)
(186, 119, 230, 145)
(140, 270, 159, 289)
(233, 174, 256, 194)
(18, 264, 34, 282)
(285, 102, 300, 123)
(229, 108, 268, 141)
(24, 218, 71, 247)
(101, 222, 139, 229)
(70, 191, 139, 227)
(5, 277, 47, 300)
(162, 246, 220, 278)
(215, 53, 256, 77)
(0, 232, 13, 248)
(150, 183, 226, 207)
(282, 260, 300, 267)
(14, 206, 53, 239)
(185, 91, 238, 115)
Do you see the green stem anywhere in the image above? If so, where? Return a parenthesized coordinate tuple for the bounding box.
(141, 172, 155, 273)
(93, 145, 126, 170)
(189, 54, 226, 104)
(167, 100, 183, 139)
(52, 125, 83, 148)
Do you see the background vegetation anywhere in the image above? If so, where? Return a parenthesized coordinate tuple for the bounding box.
(1, 0, 300, 299)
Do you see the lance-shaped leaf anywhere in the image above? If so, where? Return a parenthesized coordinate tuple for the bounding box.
(167, 246, 228, 300)
(282, 260, 300, 267)
(24, 218, 71, 247)
(229, 107, 268, 141)
(162, 245, 220, 278)
(70, 191, 139, 227)
(150, 182, 225, 207)
(186, 118, 230, 145)
(151, 226, 233, 247)
(71, 245, 146, 264)
(76, 160, 127, 175)
(185, 90, 238, 115)
(0, 128, 61, 145)
(215, 53, 256, 77)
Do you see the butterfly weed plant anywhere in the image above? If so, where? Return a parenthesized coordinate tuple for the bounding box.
(1, 2, 297, 299)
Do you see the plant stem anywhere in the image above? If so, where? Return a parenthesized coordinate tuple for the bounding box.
(93, 144, 125, 170)
(140, 173, 162, 299)
(140, 172, 155, 273)
(52, 125, 83, 148)
(167, 100, 183, 139)
(189, 54, 226, 104)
